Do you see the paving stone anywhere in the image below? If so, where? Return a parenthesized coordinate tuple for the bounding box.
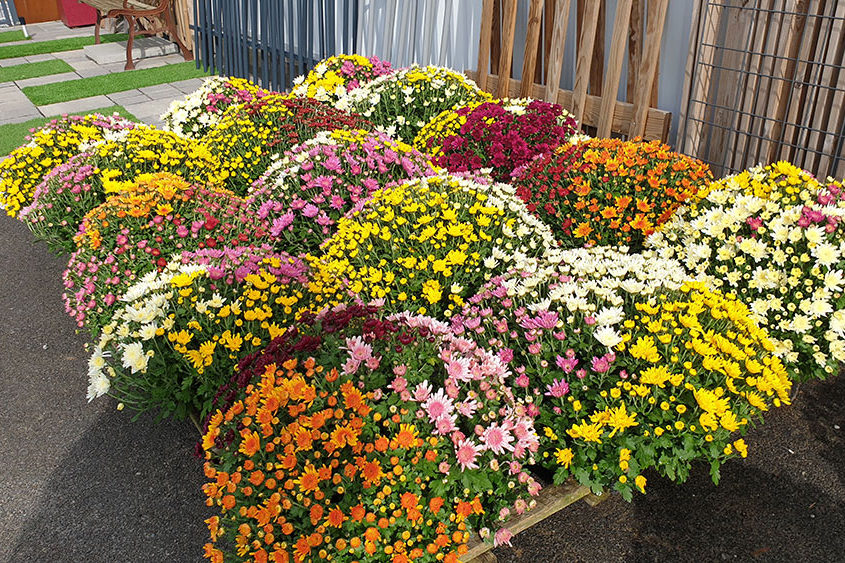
(170, 78, 205, 94)
(83, 37, 178, 65)
(54, 50, 90, 63)
(106, 89, 151, 105)
(0, 111, 43, 125)
(38, 95, 114, 117)
(0, 57, 29, 68)
(138, 83, 183, 99)
(74, 66, 110, 78)
(15, 72, 80, 89)
(24, 54, 56, 63)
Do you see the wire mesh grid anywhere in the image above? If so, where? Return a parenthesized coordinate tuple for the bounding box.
(679, 0, 845, 179)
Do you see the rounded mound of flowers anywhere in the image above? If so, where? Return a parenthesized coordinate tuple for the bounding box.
(18, 151, 100, 254)
(248, 128, 437, 254)
(201, 304, 540, 562)
(413, 98, 578, 182)
(86, 247, 341, 418)
(317, 173, 557, 317)
(202, 94, 371, 194)
(512, 138, 711, 250)
(63, 173, 268, 334)
(0, 112, 136, 217)
(650, 161, 845, 382)
(290, 53, 393, 105)
(454, 247, 791, 499)
(18, 127, 219, 254)
(161, 76, 270, 138)
(336, 65, 490, 143)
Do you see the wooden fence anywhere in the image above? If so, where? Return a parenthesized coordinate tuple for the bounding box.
(468, 0, 673, 142)
(679, 0, 845, 179)
(192, 0, 359, 92)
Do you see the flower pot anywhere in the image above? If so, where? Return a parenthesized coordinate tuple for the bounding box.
(57, 0, 97, 28)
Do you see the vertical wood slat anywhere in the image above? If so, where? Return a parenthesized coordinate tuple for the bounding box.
(580, 0, 605, 96)
(572, 0, 601, 125)
(536, 0, 556, 83)
(519, 0, 545, 97)
(630, 0, 668, 138)
(767, 0, 811, 163)
(544, 0, 571, 104)
(596, 0, 633, 138)
(496, 0, 519, 98)
(627, 0, 642, 103)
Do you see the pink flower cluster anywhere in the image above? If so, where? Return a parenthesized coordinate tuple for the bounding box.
(249, 130, 435, 253)
(179, 244, 311, 287)
(63, 187, 270, 333)
(19, 152, 100, 253)
(421, 99, 578, 182)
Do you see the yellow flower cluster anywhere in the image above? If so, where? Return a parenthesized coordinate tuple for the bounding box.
(93, 126, 220, 193)
(289, 54, 393, 104)
(0, 113, 134, 217)
(317, 174, 555, 317)
(696, 160, 822, 207)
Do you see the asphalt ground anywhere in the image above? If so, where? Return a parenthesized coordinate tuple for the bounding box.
(2, 212, 843, 563)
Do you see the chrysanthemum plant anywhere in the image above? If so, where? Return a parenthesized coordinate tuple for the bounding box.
(650, 161, 845, 382)
(201, 304, 540, 562)
(63, 173, 268, 334)
(336, 65, 491, 143)
(452, 247, 791, 500)
(414, 98, 578, 182)
(316, 173, 558, 318)
(162, 76, 270, 138)
(512, 138, 711, 251)
(0, 112, 136, 217)
(86, 247, 341, 419)
(248, 129, 437, 254)
(290, 53, 393, 105)
(201, 94, 371, 195)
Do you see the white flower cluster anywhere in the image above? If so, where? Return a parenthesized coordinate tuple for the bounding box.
(650, 170, 845, 379)
(86, 261, 222, 401)
(335, 65, 488, 142)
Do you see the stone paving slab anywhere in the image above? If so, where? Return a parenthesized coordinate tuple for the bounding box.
(138, 83, 183, 99)
(170, 77, 205, 94)
(0, 88, 40, 125)
(38, 95, 114, 117)
(106, 89, 152, 105)
(73, 66, 110, 78)
(23, 54, 56, 63)
(15, 72, 80, 88)
(83, 37, 178, 65)
(0, 56, 30, 67)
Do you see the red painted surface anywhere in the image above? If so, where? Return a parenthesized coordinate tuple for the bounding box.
(57, 0, 97, 27)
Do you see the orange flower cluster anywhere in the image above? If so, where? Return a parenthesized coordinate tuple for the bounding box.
(202, 357, 479, 563)
(513, 138, 711, 250)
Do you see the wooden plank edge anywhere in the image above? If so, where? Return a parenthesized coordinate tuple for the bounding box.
(462, 480, 592, 562)
(465, 70, 672, 142)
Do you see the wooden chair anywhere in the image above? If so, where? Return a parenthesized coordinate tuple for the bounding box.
(468, 0, 672, 142)
(82, 0, 193, 70)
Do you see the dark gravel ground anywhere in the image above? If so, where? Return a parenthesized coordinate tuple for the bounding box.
(2, 212, 844, 563)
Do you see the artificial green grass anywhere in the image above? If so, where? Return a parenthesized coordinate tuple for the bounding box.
(0, 34, 128, 60)
(0, 59, 74, 83)
(0, 30, 30, 44)
(0, 105, 137, 156)
(23, 61, 208, 106)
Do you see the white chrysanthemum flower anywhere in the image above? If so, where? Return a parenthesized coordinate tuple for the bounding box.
(121, 342, 149, 374)
(594, 306, 624, 326)
(594, 326, 623, 348)
(87, 370, 110, 402)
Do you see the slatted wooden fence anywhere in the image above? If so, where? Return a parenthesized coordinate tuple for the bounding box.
(469, 0, 673, 142)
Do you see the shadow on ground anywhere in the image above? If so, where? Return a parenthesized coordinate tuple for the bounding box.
(8, 409, 211, 563)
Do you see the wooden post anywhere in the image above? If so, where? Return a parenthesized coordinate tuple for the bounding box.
(520, 0, 545, 97)
(627, 0, 643, 102)
(496, 0, 519, 98)
(572, 0, 600, 124)
(630, 0, 668, 138)
(596, 0, 633, 138)
(544, 0, 572, 103)
(476, 0, 495, 91)
(766, 0, 811, 163)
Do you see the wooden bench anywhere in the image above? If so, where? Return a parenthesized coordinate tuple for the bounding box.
(82, 0, 192, 70)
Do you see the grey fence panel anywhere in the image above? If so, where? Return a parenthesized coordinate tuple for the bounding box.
(0, 0, 19, 27)
(193, 0, 359, 92)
